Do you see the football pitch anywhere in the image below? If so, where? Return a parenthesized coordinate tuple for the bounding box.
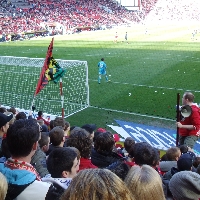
(0, 22, 200, 130)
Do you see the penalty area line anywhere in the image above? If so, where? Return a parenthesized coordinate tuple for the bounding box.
(89, 106, 174, 122)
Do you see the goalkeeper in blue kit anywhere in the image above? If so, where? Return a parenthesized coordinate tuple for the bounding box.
(98, 58, 108, 84)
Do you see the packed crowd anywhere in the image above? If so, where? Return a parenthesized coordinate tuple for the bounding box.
(1, 0, 200, 36)
(0, 0, 141, 36)
(0, 105, 200, 200)
(145, 0, 200, 22)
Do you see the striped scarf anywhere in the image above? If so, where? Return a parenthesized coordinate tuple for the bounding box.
(5, 158, 41, 181)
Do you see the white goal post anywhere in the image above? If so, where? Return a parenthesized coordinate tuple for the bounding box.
(0, 56, 89, 117)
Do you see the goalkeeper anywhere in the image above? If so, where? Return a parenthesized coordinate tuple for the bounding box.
(98, 58, 108, 84)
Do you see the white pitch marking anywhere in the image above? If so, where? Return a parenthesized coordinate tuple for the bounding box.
(89, 79, 200, 92)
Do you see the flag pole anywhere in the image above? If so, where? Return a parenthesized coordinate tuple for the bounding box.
(176, 93, 180, 146)
(59, 78, 64, 118)
(30, 38, 54, 114)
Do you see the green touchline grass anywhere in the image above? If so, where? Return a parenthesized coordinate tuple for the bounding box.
(0, 24, 199, 130)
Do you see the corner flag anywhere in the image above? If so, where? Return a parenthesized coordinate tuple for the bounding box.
(34, 38, 67, 96)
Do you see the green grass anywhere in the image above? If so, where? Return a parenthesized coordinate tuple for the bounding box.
(0, 24, 200, 130)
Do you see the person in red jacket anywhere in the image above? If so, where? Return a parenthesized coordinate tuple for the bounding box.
(66, 127, 97, 171)
(176, 92, 200, 149)
(37, 111, 50, 126)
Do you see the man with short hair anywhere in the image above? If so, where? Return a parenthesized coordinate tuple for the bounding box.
(31, 138, 50, 178)
(0, 119, 58, 199)
(39, 133, 50, 153)
(53, 117, 66, 129)
(176, 92, 200, 148)
(46, 127, 65, 156)
(159, 147, 181, 174)
(42, 147, 80, 192)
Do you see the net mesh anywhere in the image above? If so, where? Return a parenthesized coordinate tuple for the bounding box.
(0, 56, 89, 117)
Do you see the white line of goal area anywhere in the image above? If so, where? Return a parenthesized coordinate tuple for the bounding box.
(89, 79, 200, 93)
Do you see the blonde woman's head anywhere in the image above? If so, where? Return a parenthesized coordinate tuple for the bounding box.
(61, 168, 134, 200)
(0, 172, 8, 200)
(125, 165, 165, 200)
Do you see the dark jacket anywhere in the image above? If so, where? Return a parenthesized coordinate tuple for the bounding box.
(46, 145, 61, 156)
(31, 147, 49, 178)
(91, 148, 123, 168)
(162, 167, 179, 199)
(163, 167, 179, 180)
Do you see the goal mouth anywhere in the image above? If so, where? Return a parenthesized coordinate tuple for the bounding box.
(0, 56, 89, 117)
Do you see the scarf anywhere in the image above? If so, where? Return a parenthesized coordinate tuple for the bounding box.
(5, 158, 41, 181)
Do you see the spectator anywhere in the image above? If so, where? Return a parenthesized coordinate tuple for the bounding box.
(4, 111, 15, 125)
(152, 148, 162, 174)
(53, 117, 65, 129)
(42, 147, 80, 194)
(193, 156, 200, 172)
(38, 132, 50, 153)
(37, 119, 44, 126)
(7, 106, 17, 115)
(162, 152, 195, 198)
(159, 146, 181, 175)
(129, 142, 158, 167)
(0, 138, 11, 162)
(106, 160, 130, 180)
(49, 120, 54, 131)
(0, 113, 13, 154)
(64, 121, 70, 137)
(0, 119, 59, 199)
(46, 127, 65, 156)
(120, 137, 135, 167)
(163, 152, 195, 180)
(93, 128, 105, 143)
(125, 165, 165, 200)
(0, 172, 8, 200)
(60, 168, 134, 200)
(196, 164, 200, 175)
(179, 144, 192, 154)
(124, 137, 135, 154)
(81, 124, 97, 140)
(37, 111, 50, 126)
(0, 107, 7, 113)
(91, 131, 123, 168)
(169, 171, 200, 200)
(15, 112, 26, 120)
(41, 124, 49, 135)
(66, 127, 97, 170)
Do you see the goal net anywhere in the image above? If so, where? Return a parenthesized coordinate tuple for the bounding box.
(0, 56, 89, 117)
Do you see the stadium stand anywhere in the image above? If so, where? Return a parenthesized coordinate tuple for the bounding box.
(1, 0, 199, 39)
(0, 0, 140, 38)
